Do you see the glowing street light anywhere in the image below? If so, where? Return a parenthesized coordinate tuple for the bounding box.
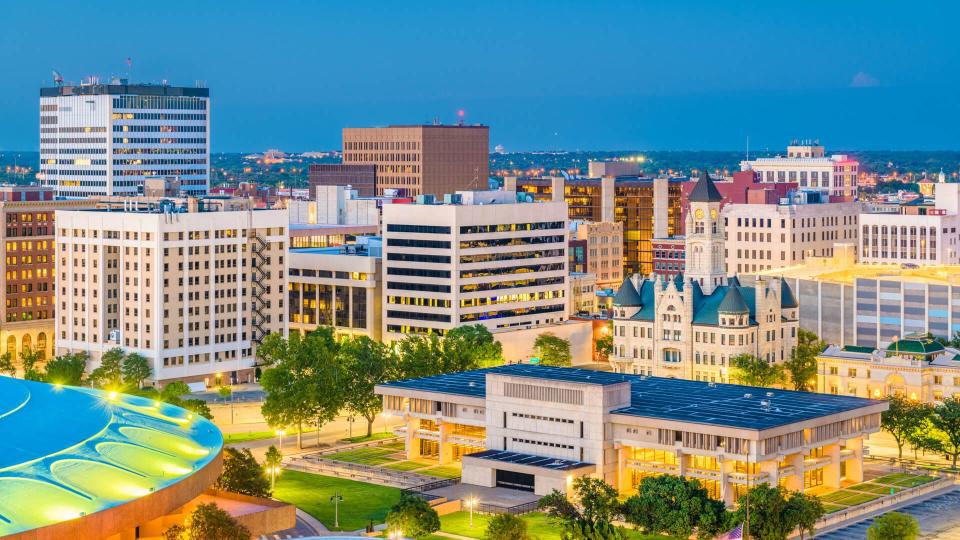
(465, 496, 479, 527)
(276, 429, 286, 450)
(388, 529, 404, 540)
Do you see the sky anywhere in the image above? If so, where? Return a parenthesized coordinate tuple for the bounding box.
(1, 0, 958, 152)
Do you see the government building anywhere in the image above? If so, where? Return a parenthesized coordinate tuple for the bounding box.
(376, 364, 885, 504)
(610, 172, 799, 381)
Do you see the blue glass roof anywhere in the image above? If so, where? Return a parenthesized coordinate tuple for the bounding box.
(465, 449, 593, 471)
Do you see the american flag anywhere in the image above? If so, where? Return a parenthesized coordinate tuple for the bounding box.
(715, 523, 743, 540)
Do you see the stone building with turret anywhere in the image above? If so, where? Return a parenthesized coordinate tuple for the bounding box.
(610, 171, 800, 381)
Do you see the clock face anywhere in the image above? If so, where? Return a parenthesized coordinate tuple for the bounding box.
(710, 209, 718, 219)
(694, 208, 704, 220)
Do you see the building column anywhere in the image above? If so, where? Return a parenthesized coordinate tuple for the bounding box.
(615, 446, 631, 493)
(438, 421, 454, 465)
(784, 453, 804, 492)
(719, 458, 734, 507)
(822, 444, 842, 489)
(405, 416, 421, 460)
(844, 438, 865, 483)
(759, 459, 779, 488)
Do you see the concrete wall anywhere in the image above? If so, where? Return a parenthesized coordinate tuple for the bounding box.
(494, 320, 594, 364)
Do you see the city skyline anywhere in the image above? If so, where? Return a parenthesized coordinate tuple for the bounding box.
(1, 0, 958, 152)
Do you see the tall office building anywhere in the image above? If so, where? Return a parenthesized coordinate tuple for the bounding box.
(55, 195, 287, 384)
(342, 124, 489, 196)
(39, 81, 210, 198)
(381, 190, 568, 341)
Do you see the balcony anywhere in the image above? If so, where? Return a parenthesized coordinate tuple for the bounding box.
(448, 434, 486, 448)
(839, 449, 857, 461)
(392, 426, 408, 437)
(624, 459, 679, 475)
(415, 429, 440, 442)
(727, 472, 769, 485)
(778, 465, 795, 476)
(803, 456, 832, 468)
(686, 468, 722, 480)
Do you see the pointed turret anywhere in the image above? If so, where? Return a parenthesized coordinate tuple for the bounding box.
(613, 277, 643, 307)
(688, 169, 723, 203)
(718, 285, 749, 314)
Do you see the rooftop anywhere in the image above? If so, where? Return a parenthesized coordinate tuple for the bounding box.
(380, 364, 882, 431)
(40, 83, 209, 98)
(758, 260, 960, 286)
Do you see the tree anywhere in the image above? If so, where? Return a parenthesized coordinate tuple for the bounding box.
(730, 354, 784, 388)
(446, 324, 504, 367)
(89, 348, 125, 389)
(264, 445, 282, 491)
(0, 352, 15, 376)
(931, 396, 960, 468)
(164, 502, 251, 540)
(534, 332, 572, 366)
(484, 513, 531, 540)
(784, 492, 824, 540)
(20, 346, 45, 381)
(950, 331, 960, 349)
(396, 332, 480, 379)
(731, 484, 822, 540)
(882, 395, 932, 459)
(218, 386, 233, 400)
(385, 493, 440, 538)
(783, 329, 825, 391)
(181, 399, 214, 420)
(154, 381, 213, 420)
(121, 352, 152, 388)
(621, 475, 729, 539)
(867, 512, 921, 540)
(339, 335, 397, 437)
(596, 322, 614, 362)
(43, 353, 88, 386)
(539, 477, 624, 539)
(215, 447, 271, 498)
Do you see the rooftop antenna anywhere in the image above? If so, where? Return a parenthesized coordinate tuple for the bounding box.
(745, 135, 750, 161)
(51, 70, 64, 86)
(125, 57, 132, 82)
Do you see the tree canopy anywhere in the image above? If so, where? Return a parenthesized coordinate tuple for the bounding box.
(931, 396, 960, 468)
(163, 502, 251, 540)
(214, 447, 272, 498)
(339, 335, 397, 437)
(484, 513, 531, 540)
(867, 512, 920, 540)
(730, 354, 785, 387)
(881, 395, 933, 459)
(783, 329, 825, 391)
(539, 477, 625, 539)
(732, 484, 824, 540)
(385, 493, 441, 538)
(534, 332, 573, 366)
(39, 353, 88, 386)
(621, 475, 729, 539)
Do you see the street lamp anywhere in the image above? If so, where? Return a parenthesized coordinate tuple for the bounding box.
(269, 465, 280, 491)
(330, 491, 343, 529)
(276, 429, 286, 450)
(388, 529, 404, 540)
(465, 496, 479, 527)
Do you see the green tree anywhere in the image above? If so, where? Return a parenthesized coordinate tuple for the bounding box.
(882, 395, 932, 459)
(121, 352, 152, 388)
(732, 484, 822, 540)
(730, 354, 785, 388)
(264, 445, 282, 491)
(596, 322, 614, 362)
(539, 477, 625, 539)
(20, 346, 45, 381)
(784, 492, 824, 540)
(950, 331, 960, 349)
(43, 353, 88, 386)
(89, 348, 125, 389)
(153, 381, 213, 420)
(621, 475, 729, 539)
(446, 324, 504, 367)
(484, 513, 531, 540)
(384, 493, 440, 538)
(0, 352, 15, 376)
(164, 502, 251, 540)
(214, 447, 271, 497)
(783, 329, 825, 391)
(396, 332, 480, 379)
(931, 396, 960, 468)
(339, 335, 396, 437)
(534, 332, 573, 366)
(181, 399, 214, 420)
(218, 385, 233, 400)
(161, 381, 191, 401)
(867, 512, 921, 540)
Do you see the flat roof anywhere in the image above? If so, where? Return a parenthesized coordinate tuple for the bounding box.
(379, 364, 883, 431)
(41, 84, 209, 98)
(757, 261, 960, 286)
(465, 449, 593, 471)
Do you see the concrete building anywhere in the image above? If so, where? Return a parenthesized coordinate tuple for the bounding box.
(652, 236, 685, 277)
(308, 163, 377, 197)
(756, 247, 960, 350)
(287, 185, 384, 226)
(288, 237, 382, 341)
(570, 220, 623, 289)
(817, 333, 960, 403)
(55, 196, 288, 384)
(40, 82, 210, 198)
(588, 160, 641, 178)
(569, 272, 598, 316)
(342, 124, 489, 197)
(380, 190, 568, 340)
(859, 182, 960, 265)
(723, 189, 861, 274)
(610, 173, 800, 381)
(376, 364, 885, 502)
(740, 141, 858, 199)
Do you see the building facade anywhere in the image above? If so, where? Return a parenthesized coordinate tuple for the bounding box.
(342, 124, 489, 197)
(55, 197, 287, 384)
(40, 82, 210, 198)
(569, 272, 598, 316)
(741, 141, 858, 199)
(859, 182, 960, 265)
(377, 364, 885, 503)
(610, 173, 800, 381)
(652, 237, 685, 277)
(308, 163, 377, 197)
(381, 190, 568, 341)
(288, 237, 382, 341)
(570, 220, 623, 289)
(723, 191, 861, 274)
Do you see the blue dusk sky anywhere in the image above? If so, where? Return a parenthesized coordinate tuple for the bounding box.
(0, 0, 958, 152)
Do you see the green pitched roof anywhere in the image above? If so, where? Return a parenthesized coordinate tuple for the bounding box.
(613, 278, 643, 307)
(717, 286, 749, 313)
(688, 169, 723, 203)
(887, 334, 944, 355)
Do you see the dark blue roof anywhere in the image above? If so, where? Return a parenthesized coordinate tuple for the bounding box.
(612, 278, 643, 307)
(465, 449, 593, 471)
(380, 364, 883, 431)
(717, 286, 749, 313)
(781, 280, 799, 309)
(688, 169, 724, 202)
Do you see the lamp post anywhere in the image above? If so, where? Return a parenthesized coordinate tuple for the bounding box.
(276, 429, 285, 451)
(330, 491, 343, 529)
(465, 496, 478, 527)
(269, 465, 280, 491)
(388, 529, 404, 540)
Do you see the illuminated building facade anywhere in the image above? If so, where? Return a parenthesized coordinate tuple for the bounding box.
(740, 141, 858, 199)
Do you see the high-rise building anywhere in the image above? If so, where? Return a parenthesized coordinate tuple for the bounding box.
(342, 124, 489, 196)
(740, 141, 858, 199)
(381, 190, 568, 340)
(39, 81, 210, 198)
(55, 195, 287, 384)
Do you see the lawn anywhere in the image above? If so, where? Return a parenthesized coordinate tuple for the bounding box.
(420, 465, 462, 479)
(324, 444, 406, 466)
(273, 470, 401, 531)
(341, 432, 398, 444)
(818, 490, 880, 507)
(849, 482, 898, 495)
(872, 473, 935, 487)
(439, 511, 674, 540)
(223, 430, 281, 444)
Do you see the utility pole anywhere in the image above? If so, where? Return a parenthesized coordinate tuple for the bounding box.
(330, 491, 343, 529)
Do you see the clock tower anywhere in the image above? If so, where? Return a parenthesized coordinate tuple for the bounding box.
(684, 169, 726, 294)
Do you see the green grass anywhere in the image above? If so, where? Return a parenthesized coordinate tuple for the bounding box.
(223, 430, 281, 444)
(273, 470, 401, 531)
(420, 465, 462, 479)
(439, 511, 674, 540)
(341, 432, 398, 444)
(893, 475, 935, 487)
(818, 490, 880, 507)
(384, 460, 430, 472)
(823, 503, 846, 514)
(849, 482, 899, 495)
(324, 446, 403, 466)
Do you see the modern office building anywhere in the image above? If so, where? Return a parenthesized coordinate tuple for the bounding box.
(722, 190, 861, 274)
(755, 247, 960, 350)
(587, 160, 641, 178)
(376, 364, 885, 502)
(54, 195, 287, 384)
(342, 124, 489, 196)
(740, 141, 859, 199)
(288, 236, 382, 341)
(380, 190, 568, 341)
(569, 220, 623, 289)
(610, 173, 800, 380)
(817, 333, 960, 403)
(308, 163, 377, 197)
(288, 185, 384, 227)
(859, 181, 960, 265)
(39, 81, 210, 198)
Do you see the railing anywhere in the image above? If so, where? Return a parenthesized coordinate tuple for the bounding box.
(401, 477, 462, 500)
(624, 459, 679, 475)
(475, 500, 540, 516)
(727, 471, 769, 484)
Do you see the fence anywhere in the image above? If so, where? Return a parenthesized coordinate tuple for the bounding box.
(475, 500, 540, 516)
(400, 477, 462, 500)
(813, 476, 955, 534)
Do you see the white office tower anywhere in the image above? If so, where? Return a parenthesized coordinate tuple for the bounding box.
(39, 80, 210, 198)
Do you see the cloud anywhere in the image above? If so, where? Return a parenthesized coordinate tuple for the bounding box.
(850, 71, 880, 88)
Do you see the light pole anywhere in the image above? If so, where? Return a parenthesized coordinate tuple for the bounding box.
(276, 429, 285, 451)
(465, 496, 478, 527)
(330, 491, 343, 529)
(388, 529, 404, 540)
(269, 465, 280, 491)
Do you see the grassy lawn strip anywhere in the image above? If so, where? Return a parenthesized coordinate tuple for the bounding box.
(421, 465, 462, 479)
(823, 503, 846, 514)
(850, 483, 898, 495)
(384, 460, 429, 472)
(341, 432, 397, 444)
(818, 490, 879, 506)
(325, 447, 398, 465)
(440, 511, 675, 540)
(894, 475, 935, 487)
(274, 470, 400, 531)
(223, 430, 281, 444)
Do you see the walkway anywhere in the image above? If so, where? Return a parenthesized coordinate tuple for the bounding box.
(819, 489, 960, 540)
